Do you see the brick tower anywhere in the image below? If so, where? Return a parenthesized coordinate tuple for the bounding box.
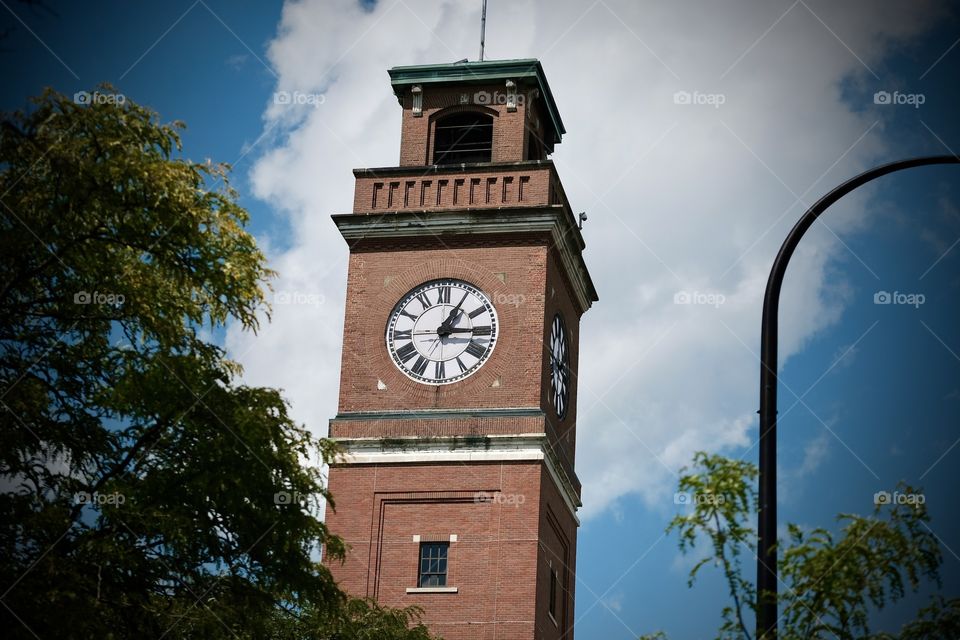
(325, 59, 597, 640)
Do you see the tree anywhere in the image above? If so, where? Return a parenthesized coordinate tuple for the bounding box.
(0, 87, 436, 639)
(640, 452, 957, 640)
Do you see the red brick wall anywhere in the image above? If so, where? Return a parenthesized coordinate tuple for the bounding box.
(326, 71, 588, 640)
(397, 83, 538, 166)
(337, 237, 550, 413)
(535, 466, 579, 638)
(541, 247, 585, 470)
(329, 414, 544, 439)
(326, 461, 558, 639)
(351, 163, 555, 215)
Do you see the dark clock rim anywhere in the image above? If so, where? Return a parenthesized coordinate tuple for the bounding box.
(384, 278, 499, 386)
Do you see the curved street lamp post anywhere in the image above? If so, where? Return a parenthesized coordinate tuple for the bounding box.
(756, 154, 960, 640)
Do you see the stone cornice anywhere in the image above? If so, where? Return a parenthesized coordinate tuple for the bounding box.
(333, 407, 545, 421)
(330, 433, 582, 524)
(332, 206, 598, 314)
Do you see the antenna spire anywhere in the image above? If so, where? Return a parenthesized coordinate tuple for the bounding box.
(479, 0, 487, 61)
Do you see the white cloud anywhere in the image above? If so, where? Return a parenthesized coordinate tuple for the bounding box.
(226, 0, 942, 520)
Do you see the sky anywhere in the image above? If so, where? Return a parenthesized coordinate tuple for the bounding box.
(2, 0, 960, 637)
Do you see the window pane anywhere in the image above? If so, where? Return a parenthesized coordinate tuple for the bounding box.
(418, 542, 450, 588)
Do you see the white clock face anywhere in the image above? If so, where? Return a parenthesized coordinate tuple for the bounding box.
(549, 313, 570, 419)
(386, 279, 498, 385)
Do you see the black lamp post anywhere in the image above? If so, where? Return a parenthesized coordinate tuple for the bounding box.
(756, 154, 959, 640)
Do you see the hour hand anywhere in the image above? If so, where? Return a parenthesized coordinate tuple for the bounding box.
(438, 292, 468, 334)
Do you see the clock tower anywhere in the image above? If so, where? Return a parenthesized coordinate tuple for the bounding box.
(325, 59, 597, 640)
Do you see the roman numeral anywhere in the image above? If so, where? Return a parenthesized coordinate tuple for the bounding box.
(416, 292, 431, 309)
(472, 326, 491, 336)
(412, 356, 429, 376)
(400, 309, 417, 321)
(468, 307, 485, 319)
(437, 286, 451, 304)
(435, 360, 446, 379)
(455, 357, 466, 373)
(396, 343, 417, 362)
(394, 329, 412, 340)
(465, 340, 486, 359)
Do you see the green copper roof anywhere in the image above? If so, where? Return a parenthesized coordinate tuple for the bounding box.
(388, 58, 566, 143)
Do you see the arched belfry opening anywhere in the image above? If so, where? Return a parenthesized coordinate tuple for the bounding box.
(432, 111, 494, 164)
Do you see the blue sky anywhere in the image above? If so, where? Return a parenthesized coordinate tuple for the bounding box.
(3, 1, 959, 638)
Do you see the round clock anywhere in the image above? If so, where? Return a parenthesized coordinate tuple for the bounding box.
(549, 313, 570, 419)
(386, 279, 498, 385)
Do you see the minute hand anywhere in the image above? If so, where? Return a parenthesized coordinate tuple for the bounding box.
(438, 292, 469, 334)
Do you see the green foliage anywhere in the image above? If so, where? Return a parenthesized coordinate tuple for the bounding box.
(0, 88, 436, 639)
(886, 596, 960, 640)
(266, 598, 435, 640)
(779, 495, 940, 639)
(646, 452, 954, 640)
(668, 452, 758, 639)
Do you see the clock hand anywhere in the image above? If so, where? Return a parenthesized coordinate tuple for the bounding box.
(437, 291, 469, 335)
(415, 328, 479, 335)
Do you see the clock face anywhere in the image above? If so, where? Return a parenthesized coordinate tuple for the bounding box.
(386, 279, 498, 385)
(549, 313, 570, 419)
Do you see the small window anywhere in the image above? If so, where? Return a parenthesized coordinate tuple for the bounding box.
(433, 112, 493, 165)
(549, 567, 559, 619)
(419, 542, 448, 587)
